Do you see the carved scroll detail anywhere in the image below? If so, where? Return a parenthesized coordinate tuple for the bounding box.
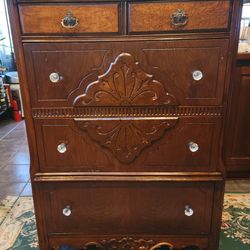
(56, 237, 200, 250)
(73, 53, 177, 106)
(75, 117, 178, 163)
(81, 237, 156, 250)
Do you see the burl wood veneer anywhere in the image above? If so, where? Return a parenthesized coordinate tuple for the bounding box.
(7, 0, 243, 250)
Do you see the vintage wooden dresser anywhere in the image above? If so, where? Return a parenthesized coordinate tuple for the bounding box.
(7, 0, 242, 249)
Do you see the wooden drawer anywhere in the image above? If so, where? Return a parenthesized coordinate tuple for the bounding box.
(18, 3, 121, 35)
(42, 182, 214, 235)
(34, 117, 221, 172)
(24, 39, 228, 107)
(129, 0, 231, 33)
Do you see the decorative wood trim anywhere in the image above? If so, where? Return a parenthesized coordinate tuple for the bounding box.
(33, 172, 223, 183)
(74, 117, 178, 163)
(32, 106, 223, 119)
(53, 237, 200, 250)
(71, 53, 178, 107)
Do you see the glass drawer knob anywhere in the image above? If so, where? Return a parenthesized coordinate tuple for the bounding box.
(192, 70, 203, 81)
(185, 205, 194, 217)
(62, 205, 71, 216)
(57, 143, 67, 154)
(188, 141, 199, 153)
(49, 72, 61, 83)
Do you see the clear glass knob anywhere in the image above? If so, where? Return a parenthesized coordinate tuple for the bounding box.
(62, 205, 71, 216)
(184, 205, 194, 217)
(192, 70, 203, 81)
(188, 141, 199, 152)
(49, 72, 61, 83)
(57, 143, 67, 154)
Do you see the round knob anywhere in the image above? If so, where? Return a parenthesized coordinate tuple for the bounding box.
(49, 72, 61, 83)
(192, 70, 203, 81)
(188, 141, 199, 153)
(57, 142, 67, 154)
(62, 205, 71, 216)
(184, 205, 194, 217)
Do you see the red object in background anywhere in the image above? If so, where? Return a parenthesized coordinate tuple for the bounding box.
(12, 99, 22, 122)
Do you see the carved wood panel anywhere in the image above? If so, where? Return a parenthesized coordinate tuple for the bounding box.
(75, 117, 178, 163)
(78, 238, 200, 250)
(72, 53, 177, 106)
(71, 53, 178, 163)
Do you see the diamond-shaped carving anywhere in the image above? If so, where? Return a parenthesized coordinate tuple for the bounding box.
(72, 53, 178, 163)
(73, 53, 177, 106)
(75, 117, 178, 163)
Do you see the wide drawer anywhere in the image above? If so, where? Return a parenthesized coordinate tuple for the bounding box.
(18, 3, 121, 35)
(34, 117, 221, 172)
(42, 182, 214, 235)
(24, 39, 228, 107)
(129, 0, 231, 33)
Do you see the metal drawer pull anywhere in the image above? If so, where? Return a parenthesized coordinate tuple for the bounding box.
(171, 9, 189, 28)
(192, 70, 203, 81)
(49, 72, 62, 83)
(188, 141, 199, 153)
(61, 12, 78, 29)
(57, 143, 67, 154)
(62, 205, 72, 216)
(184, 205, 194, 217)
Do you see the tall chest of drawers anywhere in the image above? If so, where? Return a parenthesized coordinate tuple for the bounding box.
(7, 1, 242, 249)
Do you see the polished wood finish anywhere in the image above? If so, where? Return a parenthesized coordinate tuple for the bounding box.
(19, 3, 120, 35)
(129, 1, 231, 33)
(24, 39, 228, 107)
(224, 55, 250, 177)
(43, 182, 213, 234)
(34, 117, 221, 172)
(7, 0, 242, 249)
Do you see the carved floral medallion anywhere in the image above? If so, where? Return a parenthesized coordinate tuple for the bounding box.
(75, 117, 178, 163)
(72, 53, 179, 163)
(73, 53, 177, 106)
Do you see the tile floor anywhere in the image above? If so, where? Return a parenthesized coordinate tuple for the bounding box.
(0, 119, 32, 200)
(0, 118, 249, 201)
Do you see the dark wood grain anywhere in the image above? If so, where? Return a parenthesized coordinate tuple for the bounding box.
(42, 182, 213, 235)
(23, 39, 228, 107)
(6, 0, 243, 249)
(34, 117, 221, 173)
(224, 57, 250, 176)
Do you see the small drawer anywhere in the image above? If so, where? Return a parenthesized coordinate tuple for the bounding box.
(129, 1, 231, 33)
(43, 182, 214, 235)
(18, 3, 121, 35)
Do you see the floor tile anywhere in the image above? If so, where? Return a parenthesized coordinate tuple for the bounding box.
(0, 164, 30, 183)
(0, 119, 19, 140)
(6, 151, 30, 165)
(0, 182, 26, 200)
(20, 182, 32, 196)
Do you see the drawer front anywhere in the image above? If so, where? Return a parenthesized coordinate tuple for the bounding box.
(43, 182, 214, 235)
(24, 39, 228, 107)
(35, 117, 221, 172)
(19, 3, 120, 35)
(129, 0, 231, 33)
